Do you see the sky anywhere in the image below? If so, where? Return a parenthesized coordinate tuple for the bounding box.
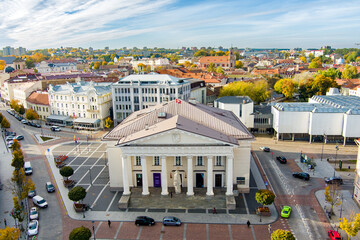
(0, 0, 360, 50)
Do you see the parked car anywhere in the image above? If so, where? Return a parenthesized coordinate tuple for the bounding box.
(5, 131, 16, 136)
(15, 135, 24, 141)
(325, 176, 343, 185)
(276, 156, 287, 164)
(328, 230, 341, 240)
(45, 182, 55, 193)
(51, 126, 61, 132)
(28, 190, 36, 198)
(32, 195, 48, 208)
(27, 220, 39, 236)
(35, 123, 41, 128)
(162, 216, 181, 226)
(21, 119, 28, 124)
(6, 136, 15, 142)
(259, 146, 270, 152)
(292, 172, 310, 180)
(7, 141, 14, 148)
(135, 216, 155, 226)
(29, 207, 39, 220)
(281, 206, 291, 218)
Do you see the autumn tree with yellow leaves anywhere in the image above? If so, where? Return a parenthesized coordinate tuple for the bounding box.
(339, 212, 360, 240)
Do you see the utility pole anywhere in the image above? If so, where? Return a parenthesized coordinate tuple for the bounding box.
(333, 144, 339, 177)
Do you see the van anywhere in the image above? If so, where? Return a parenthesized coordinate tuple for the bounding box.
(24, 162, 33, 175)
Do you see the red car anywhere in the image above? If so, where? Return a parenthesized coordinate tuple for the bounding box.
(328, 230, 341, 240)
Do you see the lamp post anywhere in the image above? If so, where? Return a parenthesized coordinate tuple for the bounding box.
(92, 220, 96, 240)
(333, 144, 339, 177)
(320, 134, 325, 161)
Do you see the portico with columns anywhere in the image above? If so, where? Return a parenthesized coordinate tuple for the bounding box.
(104, 100, 254, 197)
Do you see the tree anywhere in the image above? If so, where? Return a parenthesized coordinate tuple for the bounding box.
(0, 113, 3, 123)
(194, 50, 210, 57)
(0, 227, 21, 240)
(235, 60, 243, 69)
(60, 166, 74, 180)
(317, 68, 342, 80)
(300, 56, 307, 63)
(5, 66, 15, 73)
(207, 63, 216, 73)
(10, 100, 20, 112)
(271, 229, 295, 240)
(216, 66, 224, 75)
(255, 189, 275, 207)
(0, 60, 6, 70)
(68, 186, 87, 203)
(219, 80, 270, 103)
(11, 149, 24, 169)
(299, 74, 338, 100)
(105, 117, 113, 129)
(11, 167, 35, 201)
(274, 79, 284, 93)
(25, 58, 35, 68)
(11, 196, 25, 230)
(342, 65, 359, 79)
(281, 79, 298, 99)
(18, 105, 25, 115)
(324, 185, 341, 216)
(93, 62, 101, 70)
(339, 212, 360, 240)
(69, 226, 92, 240)
(308, 60, 321, 69)
(1, 117, 10, 128)
(25, 109, 39, 121)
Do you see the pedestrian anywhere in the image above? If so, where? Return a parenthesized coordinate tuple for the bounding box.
(212, 207, 217, 214)
(170, 191, 173, 198)
(268, 224, 271, 233)
(108, 220, 111, 228)
(247, 220, 250, 228)
(4, 218, 6, 227)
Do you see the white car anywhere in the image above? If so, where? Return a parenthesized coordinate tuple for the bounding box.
(259, 146, 270, 152)
(32, 195, 48, 208)
(27, 220, 39, 236)
(6, 136, 14, 142)
(7, 141, 14, 148)
(29, 207, 38, 220)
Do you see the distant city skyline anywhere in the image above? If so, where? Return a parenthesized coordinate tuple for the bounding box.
(1, 0, 360, 50)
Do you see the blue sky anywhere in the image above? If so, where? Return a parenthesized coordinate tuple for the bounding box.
(0, 0, 359, 50)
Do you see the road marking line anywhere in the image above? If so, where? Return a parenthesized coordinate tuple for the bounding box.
(136, 226, 142, 240)
(106, 191, 119, 212)
(183, 223, 187, 240)
(71, 143, 104, 170)
(160, 225, 165, 240)
(90, 181, 110, 209)
(114, 222, 123, 239)
(92, 164, 107, 184)
(228, 225, 233, 240)
(250, 225, 257, 240)
(95, 221, 102, 234)
(242, 193, 250, 214)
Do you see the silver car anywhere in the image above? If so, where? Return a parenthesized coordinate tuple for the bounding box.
(162, 216, 181, 226)
(29, 207, 39, 220)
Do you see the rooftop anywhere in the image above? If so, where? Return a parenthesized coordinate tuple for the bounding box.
(49, 81, 113, 95)
(215, 96, 253, 104)
(115, 73, 189, 86)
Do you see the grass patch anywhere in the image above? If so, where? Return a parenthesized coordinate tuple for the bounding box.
(40, 136, 53, 141)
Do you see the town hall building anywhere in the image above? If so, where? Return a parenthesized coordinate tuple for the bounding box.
(103, 100, 254, 197)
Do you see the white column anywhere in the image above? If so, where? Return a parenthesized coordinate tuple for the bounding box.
(122, 156, 130, 195)
(226, 156, 233, 196)
(206, 156, 214, 196)
(141, 156, 149, 195)
(187, 156, 194, 196)
(161, 156, 168, 195)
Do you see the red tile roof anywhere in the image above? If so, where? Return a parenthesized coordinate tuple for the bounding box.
(199, 56, 228, 64)
(26, 92, 49, 106)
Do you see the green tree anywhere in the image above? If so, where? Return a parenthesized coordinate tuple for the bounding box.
(216, 66, 224, 74)
(0, 113, 3, 123)
(1, 117, 10, 128)
(317, 68, 342, 80)
(300, 56, 307, 63)
(25, 108, 39, 121)
(5, 66, 15, 73)
(60, 166, 74, 180)
(0, 226, 21, 240)
(339, 212, 360, 240)
(308, 60, 321, 68)
(207, 63, 216, 73)
(69, 226, 92, 240)
(274, 79, 284, 93)
(255, 189, 275, 207)
(235, 60, 243, 69)
(25, 58, 35, 68)
(105, 117, 114, 129)
(11, 168, 35, 201)
(271, 229, 295, 240)
(324, 185, 341, 216)
(11, 149, 24, 169)
(194, 50, 210, 57)
(11, 196, 25, 230)
(93, 62, 101, 70)
(68, 186, 87, 203)
(18, 105, 25, 115)
(342, 65, 359, 79)
(219, 80, 269, 103)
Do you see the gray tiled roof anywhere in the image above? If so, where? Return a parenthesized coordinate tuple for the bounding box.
(104, 100, 254, 145)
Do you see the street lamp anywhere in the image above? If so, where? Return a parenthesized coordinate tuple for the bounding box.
(92, 220, 96, 240)
(334, 144, 339, 177)
(320, 134, 325, 161)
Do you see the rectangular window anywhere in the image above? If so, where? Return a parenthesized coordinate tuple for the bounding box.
(237, 177, 246, 185)
(136, 156, 141, 166)
(197, 156, 203, 166)
(175, 156, 181, 166)
(154, 156, 160, 166)
(216, 156, 222, 166)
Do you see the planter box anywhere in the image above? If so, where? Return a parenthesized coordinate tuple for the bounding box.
(257, 207, 271, 216)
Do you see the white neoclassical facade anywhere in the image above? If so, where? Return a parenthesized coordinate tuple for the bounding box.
(104, 100, 254, 196)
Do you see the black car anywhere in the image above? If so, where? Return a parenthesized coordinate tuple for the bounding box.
(325, 176, 343, 185)
(292, 172, 310, 180)
(135, 216, 155, 226)
(35, 124, 41, 128)
(276, 156, 287, 164)
(259, 146, 270, 152)
(28, 122, 36, 127)
(45, 182, 55, 193)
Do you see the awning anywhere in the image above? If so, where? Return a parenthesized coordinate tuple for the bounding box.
(46, 115, 71, 121)
(74, 118, 101, 124)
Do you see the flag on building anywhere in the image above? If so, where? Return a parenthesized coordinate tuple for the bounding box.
(176, 99, 182, 104)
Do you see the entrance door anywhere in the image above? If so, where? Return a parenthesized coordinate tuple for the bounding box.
(215, 174, 222, 187)
(153, 173, 161, 187)
(196, 173, 204, 188)
(136, 174, 142, 187)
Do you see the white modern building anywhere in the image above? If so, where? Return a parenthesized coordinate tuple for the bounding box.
(354, 139, 360, 207)
(214, 96, 254, 129)
(112, 73, 191, 124)
(48, 81, 113, 129)
(131, 58, 170, 68)
(272, 95, 360, 144)
(103, 100, 255, 197)
(36, 61, 77, 73)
